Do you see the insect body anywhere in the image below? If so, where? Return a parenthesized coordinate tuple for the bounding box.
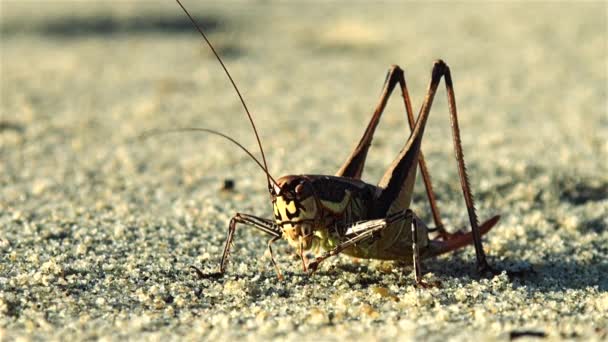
(174, 0, 500, 283)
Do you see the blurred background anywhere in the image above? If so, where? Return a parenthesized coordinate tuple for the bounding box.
(2, 1, 605, 179)
(2, 0, 606, 230)
(1, 1, 607, 340)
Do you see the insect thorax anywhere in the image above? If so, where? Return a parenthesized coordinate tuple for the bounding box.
(273, 175, 377, 252)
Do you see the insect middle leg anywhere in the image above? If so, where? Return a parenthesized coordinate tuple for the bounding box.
(307, 209, 431, 284)
(336, 65, 447, 236)
(305, 216, 396, 274)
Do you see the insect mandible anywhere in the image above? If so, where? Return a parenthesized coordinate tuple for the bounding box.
(172, 0, 502, 284)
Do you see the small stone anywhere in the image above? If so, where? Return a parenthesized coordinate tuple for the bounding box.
(308, 308, 328, 325)
(360, 304, 380, 319)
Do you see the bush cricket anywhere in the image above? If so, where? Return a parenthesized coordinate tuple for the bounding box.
(172, 0, 503, 284)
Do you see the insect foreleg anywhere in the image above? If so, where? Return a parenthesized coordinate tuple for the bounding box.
(267, 236, 284, 280)
(220, 213, 281, 274)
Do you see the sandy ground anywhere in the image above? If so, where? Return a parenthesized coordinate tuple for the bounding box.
(1, 1, 607, 341)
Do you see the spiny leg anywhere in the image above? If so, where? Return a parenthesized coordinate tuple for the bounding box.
(219, 213, 282, 276)
(441, 65, 495, 274)
(376, 60, 495, 275)
(336, 66, 445, 233)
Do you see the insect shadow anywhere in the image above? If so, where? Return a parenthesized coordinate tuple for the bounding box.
(520, 259, 608, 292)
(1, 9, 233, 44)
(0, 121, 25, 133)
(8, 14, 222, 37)
(559, 180, 608, 205)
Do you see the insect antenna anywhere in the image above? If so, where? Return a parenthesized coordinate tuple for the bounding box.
(174, 0, 277, 193)
(138, 128, 278, 187)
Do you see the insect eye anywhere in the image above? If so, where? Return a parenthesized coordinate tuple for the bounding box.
(295, 184, 304, 194)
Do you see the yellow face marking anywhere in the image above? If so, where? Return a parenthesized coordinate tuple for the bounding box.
(274, 196, 317, 222)
(285, 200, 297, 215)
(274, 197, 296, 232)
(273, 194, 323, 252)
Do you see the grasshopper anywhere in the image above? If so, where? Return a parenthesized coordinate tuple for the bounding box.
(174, 0, 501, 284)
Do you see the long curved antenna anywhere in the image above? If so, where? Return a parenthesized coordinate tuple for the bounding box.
(138, 128, 279, 187)
(174, 0, 274, 193)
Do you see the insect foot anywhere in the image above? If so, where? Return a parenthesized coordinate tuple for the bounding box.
(477, 263, 499, 277)
(477, 263, 532, 281)
(415, 279, 442, 289)
(306, 260, 321, 276)
(190, 265, 223, 280)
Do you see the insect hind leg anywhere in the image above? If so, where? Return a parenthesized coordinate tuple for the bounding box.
(376, 60, 496, 275)
(336, 66, 403, 179)
(336, 65, 447, 234)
